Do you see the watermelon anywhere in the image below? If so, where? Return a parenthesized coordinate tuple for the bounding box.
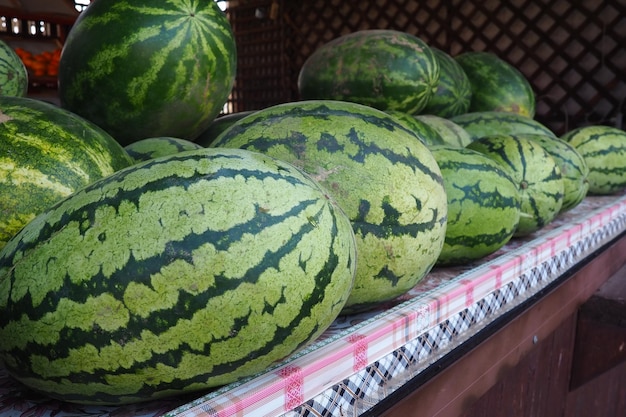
(431, 145, 521, 266)
(451, 111, 556, 142)
(0, 40, 28, 97)
(561, 125, 626, 195)
(421, 48, 472, 118)
(58, 0, 237, 146)
(467, 134, 564, 237)
(297, 29, 440, 115)
(125, 137, 204, 162)
(195, 110, 257, 147)
(415, 114, 472, 147)
(455, 51, 536, 118)
(0, 96, 134, 250)
(212, 100, 448, 313)
(0, 147, 357, 405)
(385, 110, 445, 146)
(519, 133, 589, 211)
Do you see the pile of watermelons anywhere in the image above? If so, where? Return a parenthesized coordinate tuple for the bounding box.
(1, 0, 626, 407)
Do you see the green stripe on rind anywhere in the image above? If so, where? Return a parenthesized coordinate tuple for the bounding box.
(455, 51, 536, 118)
(431, 146, 520, 266)
(0, 148, 356, 404)
(467, 134, 564, 237)
(561, 125, 626, 195)
(212, 100, 448, 313)
(58, 0, 236, 145)
(451, 111, 555, 142)
(421, 48, 472, 118)
(298, 30, 439, 115)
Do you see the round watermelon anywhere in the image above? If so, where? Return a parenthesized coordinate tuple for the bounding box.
(431, 145, 521, 265)
(561, 125, 626, 195)
(0, 147, 356, 405)
(451, 111, 556, 142)
(385, 110, 445, 146)
(421, 48, 472, 118)
(467, 134, 564, 237)
(58, 0, 237, 146)
(455, 51, 536, 118)
(298, 29, 440, 115)
(212, 100, 448, 313)
(0, 96, 134, 250)
(195, 111, 257, 147)
(0, 40, 28, 97)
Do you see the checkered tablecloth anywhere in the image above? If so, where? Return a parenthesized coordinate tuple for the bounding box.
(2, 194, 626, 417)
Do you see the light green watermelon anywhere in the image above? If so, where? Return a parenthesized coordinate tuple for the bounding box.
(125, 137, 204, 162)
(415, 114, 473, 147)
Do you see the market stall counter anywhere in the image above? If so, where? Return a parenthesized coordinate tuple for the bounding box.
(2, 193, 626, 417)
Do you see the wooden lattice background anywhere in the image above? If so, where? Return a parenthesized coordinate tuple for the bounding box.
(225, 0, 626, 136)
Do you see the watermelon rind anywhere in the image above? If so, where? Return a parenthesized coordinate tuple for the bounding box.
(58, 0, 237, 146)
(520, 133, 589, 212)
(125, 137, 204, 163)
(212, 100, 448, 313)
(385, 110, 445, 146)
(561, 125, 626, 195)
(0, 96, 134, 250)
(0, 147, 357, 405)
(455, 51, 536, 118)
(415, 114, 473, 147)
(451, 111, 556, 142)
(298, 29, 440, 115)
(0, 40, 28, 97)
(431, 145, 521, 265)
(421, 48, 472, 118)
(467, 134, 564, 237)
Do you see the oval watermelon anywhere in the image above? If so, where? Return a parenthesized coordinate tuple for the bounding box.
(58, 0, 237, 146)
(0, 96, 134, 250)
(467, 134, 564, 237)
(212, 100, 448, 314)
(298, 29, 439, 114)
(561, 125, 626, 195)
(455, 51, 536, 118)
(421, 48, 472, 118)
(0, 40, 28, 97)
(125, 137, 204, 163)
(431, 145, 521, 266)
(0, 147, 357, 405)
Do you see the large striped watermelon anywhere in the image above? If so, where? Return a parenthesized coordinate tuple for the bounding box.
(0, 40, 28, 97)
(431, 145, 521, 266)
(58, 0, 236, 146)
(561, 125, 626, 195)
(0, 96, 134, 250)
(451, 111, 556, 142)
(421, 48, 472, 118)
(467, 134, 564, 237)
(455, 51, 536, 118)
(297, 30, 440, 115)
(212, 100, 448, 313)
(0, 147, 357, 405)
